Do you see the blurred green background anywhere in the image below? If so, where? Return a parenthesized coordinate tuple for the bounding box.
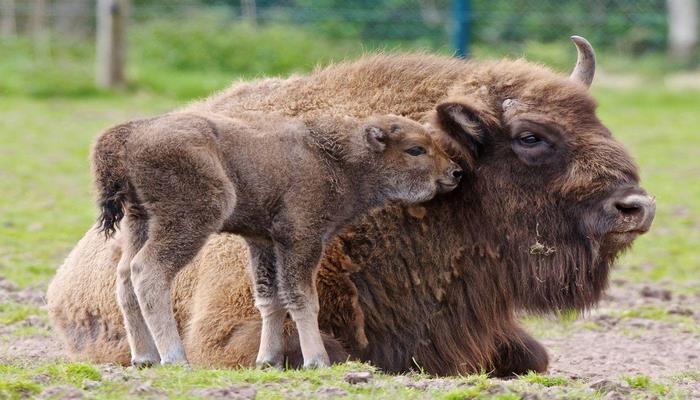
(1, 0, 698, 98)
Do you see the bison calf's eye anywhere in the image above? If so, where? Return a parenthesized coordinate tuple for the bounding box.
(518, 132, 542, 146)
(405, 146, 427, 156)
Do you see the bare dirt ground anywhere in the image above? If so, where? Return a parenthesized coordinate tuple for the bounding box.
(541, 280, 700, 396)
(1, 275, 698, 398)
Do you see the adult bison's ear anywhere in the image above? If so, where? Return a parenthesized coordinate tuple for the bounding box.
(434, 98, 500, 160)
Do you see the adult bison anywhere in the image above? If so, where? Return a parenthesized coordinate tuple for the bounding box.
(47, 37, 655, 376)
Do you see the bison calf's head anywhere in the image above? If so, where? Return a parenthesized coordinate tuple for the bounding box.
(362, 115, 463, 204)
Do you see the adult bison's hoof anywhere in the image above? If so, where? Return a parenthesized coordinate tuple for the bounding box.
(492, 328, 549, 377)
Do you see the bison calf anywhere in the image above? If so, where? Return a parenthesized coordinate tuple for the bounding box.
(92, 110, 463, 368)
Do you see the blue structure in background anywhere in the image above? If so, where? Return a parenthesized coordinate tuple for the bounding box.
(452, 0, 471, 58)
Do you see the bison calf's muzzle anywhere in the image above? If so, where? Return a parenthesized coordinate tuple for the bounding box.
(437, 165, 464, 193)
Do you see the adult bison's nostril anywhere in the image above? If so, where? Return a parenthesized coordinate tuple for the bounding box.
(615, 199, 642, 216)
(451, 168, 464, 180)
(612, 193, 656, 233)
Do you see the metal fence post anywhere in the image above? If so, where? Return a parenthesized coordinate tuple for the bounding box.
(452, 0, 471, 58)
(96, 0, 128, 88)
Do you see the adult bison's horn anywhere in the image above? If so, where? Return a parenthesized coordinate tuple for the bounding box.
(569, 35, 596, 88)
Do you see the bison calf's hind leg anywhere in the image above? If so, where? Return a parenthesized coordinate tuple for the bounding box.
(275, 241, 330, 368)
(131, 219, 225, 365)
(247, 240, 287, 369)
(116, 214, 160, 367)
(128, 146, 235, 365)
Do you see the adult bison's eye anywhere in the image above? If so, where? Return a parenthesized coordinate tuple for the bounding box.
(405, 146, 426, 156)
(518, 132, 542, 147)
(510, 120, 560, 166)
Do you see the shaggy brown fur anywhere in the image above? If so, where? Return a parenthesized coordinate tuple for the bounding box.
(49, 43, 655, 376)
(91, 111, 461, 367)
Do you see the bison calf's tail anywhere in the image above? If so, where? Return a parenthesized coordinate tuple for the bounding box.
(92, 123, 134, 238)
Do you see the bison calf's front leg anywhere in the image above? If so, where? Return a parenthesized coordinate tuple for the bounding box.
(275, 241, 330, 368)
(247, 241, 286, 369)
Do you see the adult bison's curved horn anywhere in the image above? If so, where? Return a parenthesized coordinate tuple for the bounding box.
(569, 35, 596, 88)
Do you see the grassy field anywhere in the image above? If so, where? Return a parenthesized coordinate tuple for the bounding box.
(1, 82, 699, 398)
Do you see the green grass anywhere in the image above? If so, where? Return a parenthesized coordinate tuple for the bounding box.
(623, 375, 673, 396)
(0, 303, 46, 325)
(519, 372, 568, 387)
(10, 361, 667, 399)
(45, 363, 102, 386)
(0, 362, 493, 400)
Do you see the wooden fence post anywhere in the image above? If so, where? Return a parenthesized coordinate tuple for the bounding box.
(30, 0, 49, 38)
(96, 0, 128, 88)
(0, 0, 16, 37)
(242, 0, 257, 25)
(668, 0, 698, 64)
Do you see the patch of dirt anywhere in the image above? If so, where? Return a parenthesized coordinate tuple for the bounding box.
(190, 385, 257, 399)
(0, 276, 65, 365)
(541, 280, 700, 395)
(0, 336, 65, 364)
(0, 276, 46, 306)
(37, 384, 84, 399)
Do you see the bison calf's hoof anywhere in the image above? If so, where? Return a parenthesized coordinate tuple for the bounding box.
(303, 354, 331, 369)
(255, 359, 284, 370)
(159, 351, 189, 367)
(131, 358, 158, 369)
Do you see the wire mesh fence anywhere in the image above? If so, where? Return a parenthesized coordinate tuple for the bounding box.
(2, 0, 671, 54)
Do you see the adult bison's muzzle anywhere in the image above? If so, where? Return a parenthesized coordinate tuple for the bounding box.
(589, 185, 656, 245)
(608, 186, 656, 233)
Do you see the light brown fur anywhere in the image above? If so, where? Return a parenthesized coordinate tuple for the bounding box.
(49, 49, 655, 375)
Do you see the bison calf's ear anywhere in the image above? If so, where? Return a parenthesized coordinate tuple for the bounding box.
(434, 99, 500, 159)
(365, 126, 387, 152)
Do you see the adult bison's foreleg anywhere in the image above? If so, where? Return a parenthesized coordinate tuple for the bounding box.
(491, 324, 548, 377)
